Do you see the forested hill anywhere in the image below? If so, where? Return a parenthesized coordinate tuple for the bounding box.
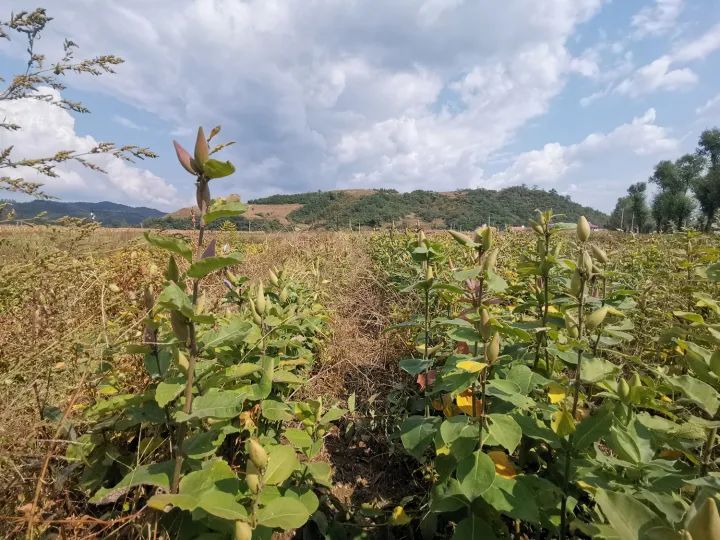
(245, 186, 608, 230)
(1, 200, 164, 227)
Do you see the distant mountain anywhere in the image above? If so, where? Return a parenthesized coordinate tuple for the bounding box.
(1, 200, 165, 227)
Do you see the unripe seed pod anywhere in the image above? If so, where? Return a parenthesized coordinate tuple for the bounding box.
(170, 311, 189, 343)
(166, 256, 179, 283)
(618, 378, 630, 401)
(248, 438, 268, 469)
(576, 216, 590, 242)
(449, 230, 472, 246)
(582, 251, 593, 276)
(196, 292, 207, 314)
(480, 308, 492, 340)
(245, 461, 260, 493)
(532, 223, 544, 235)
(418, 231, 426, 245)
(567, 324, 579, 339)
(480, 227, 492, 251)
(279, 287, 289, 303)
(176, 350, 190, 374)
(425, 265, 434, 281)
(687, 497, 720, 540)
(585, 306, 608, 330)
(709, 352, 720, 377)
(482, 248, 498, 273)
(255, 282, 266, 315)
(234, 520, 253, 540)
(630, 373, 642, 388)
(194, 126, 209, 164)
(269, 269, 279, 287)
(173, 141, 196, 175)
(570, 271, 583, 297)
(486, 333, 500, 363)
(590, 245, 608, 264)
(472, 227, 484, 245)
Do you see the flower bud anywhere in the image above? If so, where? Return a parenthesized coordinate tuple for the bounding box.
(418, 230, 426, 245)
(269, 269, 279, 287)
(279, 286, 289, 303)
(687, 497, 720, 540)
(425, 265, 434, 281)
(234, 520, 253, 540)
(577, 216, 590, 242)
(480, 308, 491, 340)
(532, 223, 544, 235)
(248, 438, 268, 469)
(176, 350, 190, 374)
(590, 245, 608, 264)
(449, 230, 472, 246)
(486, 332, 500, 363)
(255, 282, 266, 315)
(166, 256, 179, 283)
(570, 271, 583, 297)
(480, 227, 492, 251)
(173, 141, 196, 175)
(585, 306, 608, 330)
(194, 126, 209, 164)
(582, 251, 593, 276)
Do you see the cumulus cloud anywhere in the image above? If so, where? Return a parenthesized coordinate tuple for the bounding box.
(697, 93, 720, 116)
(5, 0, 605, 201)
(631, 0, 684, 38)
(0, 90, 180, 208)
(480, 109, 679, 209)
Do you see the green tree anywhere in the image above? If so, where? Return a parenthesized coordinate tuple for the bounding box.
(649, 159, 696, 230)
(627, 182, 650, 232)
(0, 9, 155, 197)
(694, 128, 720, 231)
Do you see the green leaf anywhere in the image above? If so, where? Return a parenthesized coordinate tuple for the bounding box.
(144, 232, 193, 262)
(399, 357, 434, 375)
(256, 496, 310, 530)
(155, 378, 185, 408)
(203, 159, 236, 179)
(487, 414, 522, 453)
(262, 400, 294, 422)
(284, 428, 313, 449)
(452, 515, 498, 540)
(186, 253, 242, 279)
(707, 262, 720, 282)
(456, 450, 495, 500)
(204, 199, 247, 225)
(184, 388, 246, 420)
(90, 461, 175, 504)
(263, 445, 299, 485)
(303, 462, 332, 487)
(574, 407, 613, 451)
(401, 416, 440, 459)
(320, 406, 346, 424)
(666, 375, 720, 416)
(486, 269, 508, 293)
(430, 478, 469, 513)
(580, 356, 620, 383)
(594, 488, 662, 540)
(156, 282, 194, 319)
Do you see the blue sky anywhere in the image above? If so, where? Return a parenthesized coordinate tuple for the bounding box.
(1, 0, 719, 212)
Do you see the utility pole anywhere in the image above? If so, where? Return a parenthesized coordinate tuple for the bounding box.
(620, 207, 625, 232)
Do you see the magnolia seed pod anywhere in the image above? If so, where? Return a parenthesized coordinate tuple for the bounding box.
(585, 306, 608, 330)
(166, 256, 179, 283)
(576, 216, 590, 242)
(170, 311, 189, 343)
(472, 227, 484, 245)
(194, 126, 209, 164)
(234, 520, 253, 540)
(570, 271, 583, 297)
(486, 333, 500, 363)
(196, 292, 207, 315)
(630, 373, 642, 388)
(687, 497, 720, 540)
(482, 248, 498, 273)
(449, 230, 472, 246)
(590, 244, 608, 264)
(480, 227, 492, 251)
(480, 308, 492, 340)
(618, 378, 630, 401)
(255, 282, 266, 315)
(248, 438, 268, 469)
(269, 269, 279, 287)
(567, 323, 579, 338)
(582, 251, 593, 276)
(173, 141, 196, 175)
(418, 231, 426, 245)
(709, 352, 720, 377)
(245, 461, 260, 494)
(425, 265, 434, 281)
(532, 223, 544, 235)
(537, 212, 547, 226)
(279, 287, 289, 303)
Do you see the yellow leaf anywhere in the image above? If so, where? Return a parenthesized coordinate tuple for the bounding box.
(456, 360, 487, 373)
(456, 389, 483, 417)
(432, 394, 453, 411)
(548, 382, 566, 404)
(436, 445, 450, 456)
(488, 450, 516, 479)
(389, 506, 411, 526)
(551, 410, 576, 437)
(547, 305, 559, 314)
(443, 404, 459, 417)
(660, 394, 672, 403)
(576, 480, 596, 493)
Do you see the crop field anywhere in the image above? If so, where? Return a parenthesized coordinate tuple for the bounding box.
(1, 217, 719, 540)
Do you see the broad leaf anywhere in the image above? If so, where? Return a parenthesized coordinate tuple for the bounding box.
(401, 416, 440, 459)
(186, 253, 242, 279)
(456, 450, 495, 500)
(203, 159, 236, 179)
(256, 496, 310, 530)
(487, 414, 522, 453)
(144, 232, 193, 262)
(204, 200, 247, 225)
(263, 444, 299, 485)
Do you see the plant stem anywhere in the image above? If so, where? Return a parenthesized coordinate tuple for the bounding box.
(701, 425, 717, 476)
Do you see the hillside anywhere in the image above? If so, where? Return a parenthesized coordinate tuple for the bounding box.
(1, 200, 165, 227)
(247, 186, 608, 229)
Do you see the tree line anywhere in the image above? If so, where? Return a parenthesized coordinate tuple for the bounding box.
(609, 128, 720, 232)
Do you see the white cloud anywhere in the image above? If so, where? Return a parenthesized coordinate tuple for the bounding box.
(631, 0, 684, 38)
(6, 0, 606, 201)
(481, 109, 680, 209)
(113, 115, 147, 131)
(697, 93, 720, 116)
(670, 22, 720, 62)
(0, 89, 180, 208)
